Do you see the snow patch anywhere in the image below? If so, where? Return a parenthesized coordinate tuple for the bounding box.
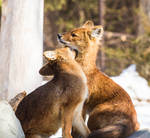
(0, 100, 25, 138)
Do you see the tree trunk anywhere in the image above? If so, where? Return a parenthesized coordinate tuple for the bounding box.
(0, 0, 44, 100)
(99, 0, 105, 26)
(98, 0, 105, 71)
(138, 0, 150, 35)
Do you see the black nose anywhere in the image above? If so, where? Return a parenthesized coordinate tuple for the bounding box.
(57, 33, 62, 39)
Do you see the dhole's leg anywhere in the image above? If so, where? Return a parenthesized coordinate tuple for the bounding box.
(73, 114, 90, 138)
(71, 127, 80, 138)
(72, 106, 87, 138)
(72, 103, 90, 138)
(62, 107, 74, 138)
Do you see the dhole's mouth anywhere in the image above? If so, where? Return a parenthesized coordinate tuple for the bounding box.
(57, 33, 68, 45)
(57, 34, 79, 58)
(68, 47, 78, 58)
(57, 37, 68, 45)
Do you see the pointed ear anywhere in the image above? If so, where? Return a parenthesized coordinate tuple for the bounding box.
(39, 63, 54, 76)
(82, 20, 94, 28)
(44, 51, 57, 61)
(91, 26, 104, 40)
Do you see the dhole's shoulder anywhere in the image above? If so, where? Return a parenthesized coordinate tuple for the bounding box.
(88, 69, 132, 98)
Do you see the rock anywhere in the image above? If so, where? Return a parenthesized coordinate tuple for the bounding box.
(0, 100, 25, 138)
(129, 129, 150, 138)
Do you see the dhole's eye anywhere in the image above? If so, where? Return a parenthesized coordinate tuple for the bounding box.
(71, 33, 77, 37)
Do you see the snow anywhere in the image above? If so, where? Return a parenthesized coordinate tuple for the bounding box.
(51, 128, 62, 138)
(51, 64, 150, 138)
(0, 100, 25, 138)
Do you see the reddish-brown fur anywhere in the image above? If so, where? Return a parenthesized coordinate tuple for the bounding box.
(16, 48, 90, 138)
(57, 21, 140, 138)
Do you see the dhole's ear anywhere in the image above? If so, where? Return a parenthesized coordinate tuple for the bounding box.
(44, 51, 57, 61)
(39, 63, 54, 76)
(82, 20, 94, 28)
(91, 26, 104, 40)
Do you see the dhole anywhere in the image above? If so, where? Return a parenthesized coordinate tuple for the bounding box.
(57, 21, 139, 138)
(16, 47, 90, 138)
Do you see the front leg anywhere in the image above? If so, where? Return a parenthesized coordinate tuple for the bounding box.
(71, 108, 86, 138)
(72, 103, 90, 138)
(62, 107, 74, 138)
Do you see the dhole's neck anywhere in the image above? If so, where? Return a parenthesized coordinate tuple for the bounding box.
(76, 42, 99, 74)
(55, 61, 87, 83)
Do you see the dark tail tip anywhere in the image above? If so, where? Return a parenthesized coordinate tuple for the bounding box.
(87, 124, 133, 138)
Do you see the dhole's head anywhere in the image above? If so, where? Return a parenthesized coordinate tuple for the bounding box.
(43, 47, 77, 62)
(39, 47, 77, 76)
(57, 20, 104, 54)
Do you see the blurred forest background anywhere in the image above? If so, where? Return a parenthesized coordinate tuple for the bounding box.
(0, 0, 150, 84)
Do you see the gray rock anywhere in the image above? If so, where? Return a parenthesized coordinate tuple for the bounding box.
(128, 129, 150, 138)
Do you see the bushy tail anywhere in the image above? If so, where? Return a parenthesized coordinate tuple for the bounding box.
(87, 124, 133, 138)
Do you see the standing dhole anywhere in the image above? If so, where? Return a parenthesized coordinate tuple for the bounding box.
(56, 21, 139, 138)
(16, 47, 90, 138)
